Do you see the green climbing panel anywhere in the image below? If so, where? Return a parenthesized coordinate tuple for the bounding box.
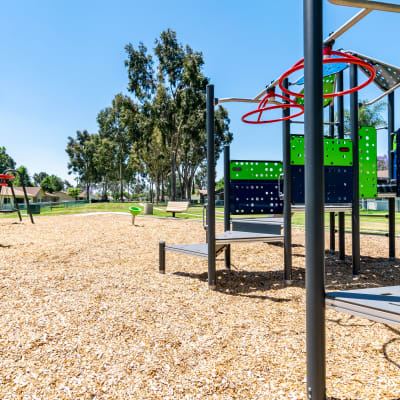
(359, 126, 377, 198)
(230, 160, 283, 180)
(290, 136, 353, 166)
(296, 74, 336, 107)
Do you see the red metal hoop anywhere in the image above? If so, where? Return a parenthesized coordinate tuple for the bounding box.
(278, 50, 376, 99)
(241, 91, 304, 124)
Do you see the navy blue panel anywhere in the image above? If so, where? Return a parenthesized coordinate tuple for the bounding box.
(230, 180, 283, 215)
(291, 165, 353, 204)
(397, 129, 400, 197)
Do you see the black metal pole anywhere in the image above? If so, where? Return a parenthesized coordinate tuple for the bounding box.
(329, 100, 336, 253)
(9, 184, 22, 221)
(304, 1, 326, 398)
(224, 144, 231, 269)
(207, 84, 216, 289)
(337, 71, 345, 261)
(159, 241, 166, 273)
(388, 91, 395, 259)
(350, 64, 360, 275)
(282, 78, 293, 282)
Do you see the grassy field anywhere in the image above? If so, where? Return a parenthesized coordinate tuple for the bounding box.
(2, 201, 399, 234)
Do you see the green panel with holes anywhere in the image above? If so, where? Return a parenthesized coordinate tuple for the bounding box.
(296, 74, 335, 107)
(230, 160, 283, 180)
(359, 126, 377, 198)
(290, 136, 353, 166)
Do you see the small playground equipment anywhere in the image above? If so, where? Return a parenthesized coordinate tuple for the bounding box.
(0, 169, 34, 224)
(128, 206, 141, 225)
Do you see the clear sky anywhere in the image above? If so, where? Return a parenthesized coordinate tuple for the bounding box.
(1, 1, 399, 183)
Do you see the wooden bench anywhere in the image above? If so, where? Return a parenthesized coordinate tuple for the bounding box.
(166, 201, 189, 217)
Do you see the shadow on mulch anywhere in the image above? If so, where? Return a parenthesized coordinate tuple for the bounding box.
(0, 244, 12, 248)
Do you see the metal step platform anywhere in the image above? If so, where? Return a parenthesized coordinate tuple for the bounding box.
(231, 217, 283, 235)
(165, 243, 226, 259)
(215, 230, 283, 244)
(292, 203, 352, 213)
(326, 286, 400, 327)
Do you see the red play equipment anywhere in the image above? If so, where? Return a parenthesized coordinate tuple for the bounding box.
(278, 47, 376, 99)
(241, 89, 304, 124)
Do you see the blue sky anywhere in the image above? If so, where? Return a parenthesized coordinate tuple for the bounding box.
(1, 1, 399, 183)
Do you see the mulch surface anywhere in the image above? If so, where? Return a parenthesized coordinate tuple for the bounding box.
(0, 214, 399, 399)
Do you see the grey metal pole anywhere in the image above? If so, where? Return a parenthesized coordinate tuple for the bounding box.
(388, 92, 395, 259)
(224, 144, 231, 269)
(350, 64, 360, 275)
(329, 100, 336, 253)
(207, 84, 217, 289)
(282, 78, 293, 282)
(337, 71, 346, 261)
(304, 1, 326, 399)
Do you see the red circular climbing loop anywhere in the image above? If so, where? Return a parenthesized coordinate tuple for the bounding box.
(0, 174, 14, 187)
(278, 49, 376, 99)
(241, 91, 304, 124)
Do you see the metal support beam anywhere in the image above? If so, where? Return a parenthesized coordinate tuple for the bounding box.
(350, 64, 360, 275)
(282, 78, 293, 282)
(329, 101, 336, 253)
(388, 92, 396, 259)
(328, 0, 400, 13)
(337, 71, 346, 261)
(224, 144, 231, 269)
(207, 84, 217, 290)
(304, 1, 326, 398)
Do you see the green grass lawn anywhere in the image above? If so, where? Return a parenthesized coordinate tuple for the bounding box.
(2, 201, 399, 234)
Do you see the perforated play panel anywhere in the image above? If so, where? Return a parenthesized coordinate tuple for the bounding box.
(230, 180, 283, 215)
(296, 74, 336, 107)
(359, 127, 377, 198)
(291, 165, 353, 204)
(347, 50, 400, 92)
(230, 160, 283, 180)
(290, 135, 353, 166)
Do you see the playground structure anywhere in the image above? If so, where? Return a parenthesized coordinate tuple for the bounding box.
(0, 169, 34, 224)
(128, 206, 141, 225)
(158, 0, 400, 398)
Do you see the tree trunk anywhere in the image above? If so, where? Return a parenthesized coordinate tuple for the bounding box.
(161, 172, 165, 202)
(86, 182, 90, 201)
(156, 174, 160, 204)
(119, 158, 123, 201)
(171, 152, 176, 201)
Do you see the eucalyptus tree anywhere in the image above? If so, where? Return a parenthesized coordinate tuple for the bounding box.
(97, 93, 140, 201)
(66, 130, 97, 201)
(40, 175, 63, 193)
(124, 29, 233, 200)
(0, 147, 16, 173)
(12, 166, 33, 187)
(33, 172, 49, 186)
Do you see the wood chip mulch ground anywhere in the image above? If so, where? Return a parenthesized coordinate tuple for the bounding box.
(0, 214, 399, 399)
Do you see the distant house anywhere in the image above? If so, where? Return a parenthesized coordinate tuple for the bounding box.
(0, 186, 54, 206)
(52, 191, 75, 202)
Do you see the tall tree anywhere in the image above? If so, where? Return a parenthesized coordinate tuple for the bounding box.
(97, 94, 140, 201)
(40, 175, 64, 193)
(0, 147, 16, 173)
(343, 100, 386, 133)
(66, 130, 97, 201)
(12, 165, 33, 187)
(125, 29, 232, 200)
(33, 171, 49, 186)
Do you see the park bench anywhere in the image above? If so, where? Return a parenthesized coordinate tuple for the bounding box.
(166, 201, 189, 217)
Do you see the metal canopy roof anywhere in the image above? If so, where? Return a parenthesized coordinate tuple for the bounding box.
(347, 50, 400, 91)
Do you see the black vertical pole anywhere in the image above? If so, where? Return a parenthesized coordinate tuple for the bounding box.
(329, 101, 335, 252)
(207, 84, 216, 289)
(304, 1, 326, 399)
(159, 241, 166, 273)
(224, 144, 231, 269)
(337, 71, 345, 261)
(282, 78, 293, 282)
(388, 92, 395, 259)
(350, 65, 360, 275)
(9, 184, 22, 221)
